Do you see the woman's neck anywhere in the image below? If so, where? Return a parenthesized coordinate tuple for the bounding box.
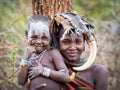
(64, 58, 84, 67)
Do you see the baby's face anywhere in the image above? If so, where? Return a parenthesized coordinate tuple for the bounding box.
(30, 32, 49, 53)
(27, 21, 50, 53)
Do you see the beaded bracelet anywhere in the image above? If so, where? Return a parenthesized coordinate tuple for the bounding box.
(42, 67, 51, 77)
(20, 57, 30, 67)
(69, 72, 75, 82)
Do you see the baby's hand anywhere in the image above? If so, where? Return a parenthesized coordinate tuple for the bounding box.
(23, 46, 35, 59)
(28, 62, 44, 79)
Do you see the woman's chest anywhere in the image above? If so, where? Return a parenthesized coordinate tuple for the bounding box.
(77, 70, 94, 85)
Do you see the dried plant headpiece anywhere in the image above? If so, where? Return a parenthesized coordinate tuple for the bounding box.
(55, 12, 94, 39)
(50, 12, 94, 48)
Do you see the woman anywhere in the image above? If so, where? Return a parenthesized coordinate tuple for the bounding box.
(49, 12, 108, 90)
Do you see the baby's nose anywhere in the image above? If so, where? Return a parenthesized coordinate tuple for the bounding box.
(36, 39, 42, 43)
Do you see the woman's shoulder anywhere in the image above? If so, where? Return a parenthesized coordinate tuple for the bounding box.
(47, 48, 61, 56)
(89, 65, 108, 89)
(90, 64, 108, 75)
(48, 48, 60, 53)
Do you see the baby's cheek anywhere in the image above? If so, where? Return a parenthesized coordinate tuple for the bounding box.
(44, 41, 49, 46)
(46, 42, 49, 46)
(28, 39, 35, 46)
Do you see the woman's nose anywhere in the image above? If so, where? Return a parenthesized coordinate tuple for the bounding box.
(69, 43, 76, 50)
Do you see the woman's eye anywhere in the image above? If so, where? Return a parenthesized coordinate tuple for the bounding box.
(76, 41, 82, 44)
(76, 40, 82, 44)
(62, 41, 70, 45)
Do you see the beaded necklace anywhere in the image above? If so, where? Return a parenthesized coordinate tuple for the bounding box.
(30, 49, 48, 67)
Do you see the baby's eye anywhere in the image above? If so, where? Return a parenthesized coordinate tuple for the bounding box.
(31, 35, 37, 39)
(31, 37, 37, 40)
(41, 36, 49, 40)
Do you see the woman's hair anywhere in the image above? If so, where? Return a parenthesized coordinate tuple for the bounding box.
(50, 19, 61, 49)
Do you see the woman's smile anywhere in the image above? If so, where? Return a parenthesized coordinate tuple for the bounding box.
(67, 51, 78, 57)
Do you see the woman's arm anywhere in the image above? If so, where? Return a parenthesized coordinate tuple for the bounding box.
(93, 64, 108, 90)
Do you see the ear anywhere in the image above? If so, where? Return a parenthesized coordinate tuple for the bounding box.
(82, 34, 86, 51)
(83, 43, 85, 51)
(25, 30, 28, 39)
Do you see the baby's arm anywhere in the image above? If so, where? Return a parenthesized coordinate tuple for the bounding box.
(17, 46, 35, 85)
(48, 49, 70, 83)
(17, 65, 28, 85)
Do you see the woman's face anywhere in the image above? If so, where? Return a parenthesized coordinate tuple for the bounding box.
(60, 34, 84, 62)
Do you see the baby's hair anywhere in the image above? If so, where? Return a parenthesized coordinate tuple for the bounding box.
(27, 15, 50, 40)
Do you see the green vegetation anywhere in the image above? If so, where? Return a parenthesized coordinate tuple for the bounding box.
(74, 0, 120, 20)
(0, 0, 30, 89)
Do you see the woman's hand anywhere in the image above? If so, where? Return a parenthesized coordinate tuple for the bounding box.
(28, 62, 43, 79)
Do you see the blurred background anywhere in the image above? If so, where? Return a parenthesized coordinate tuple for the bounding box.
(0, 0, 120, 90)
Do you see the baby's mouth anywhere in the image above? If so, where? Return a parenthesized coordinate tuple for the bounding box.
(35, 46, 44, 51)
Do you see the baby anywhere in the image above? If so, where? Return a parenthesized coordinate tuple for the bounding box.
(17, 14, 70, 90)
